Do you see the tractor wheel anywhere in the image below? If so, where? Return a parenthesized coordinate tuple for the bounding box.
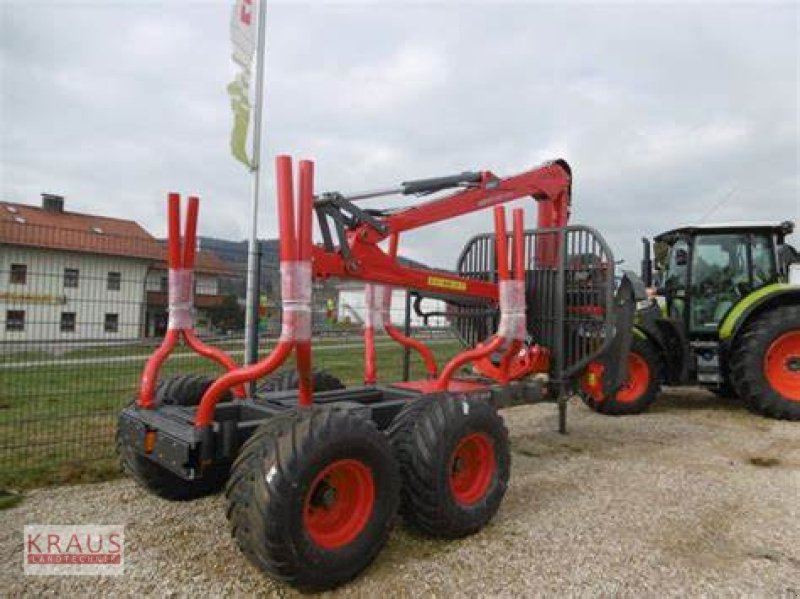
(225, 406, 400, 592)
(729, 305, 800, 420)
(387, 394, 510, 538)
(155, 373, 231, 406)
(257, 369, 345, 395)
(117, 404, 228, 502)
(579, 337, 661, 416)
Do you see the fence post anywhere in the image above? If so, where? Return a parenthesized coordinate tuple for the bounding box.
(555, 229, 568, 434)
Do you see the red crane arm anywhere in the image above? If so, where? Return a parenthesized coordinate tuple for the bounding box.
(380, 159, 571, 238)
(311, 159, 572, 301)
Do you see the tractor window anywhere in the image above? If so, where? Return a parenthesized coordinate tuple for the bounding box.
(751, 234, 776, 287)
(778, 242, 799, 276)
(690, 234, 749, 332)
(664, 239, 689, 321)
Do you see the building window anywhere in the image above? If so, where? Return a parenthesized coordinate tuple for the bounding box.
(10, 263, 27, 285)
(6, 310, 25, 332)
(104, 313, 119, 333)
(160, 275, 168, 292)
(64, 268, 79, 288)
(60, 312, 76, 333)
(107, 271, 121, 291)
(195, 277, 217, 296)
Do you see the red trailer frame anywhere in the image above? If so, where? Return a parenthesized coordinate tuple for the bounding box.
(121, 154, 635, 593)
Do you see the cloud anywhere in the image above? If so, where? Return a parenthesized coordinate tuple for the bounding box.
(628, 121, 752, 169)
(1, 0, 797, 269)
(341, 43, 448, 113)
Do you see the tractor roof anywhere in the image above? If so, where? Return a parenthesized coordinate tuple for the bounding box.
(654, 220, 794, 243)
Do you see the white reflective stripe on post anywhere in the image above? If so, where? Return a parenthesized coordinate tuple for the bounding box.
(365, 284, 392, 329)
(280, 261, 312, 341)
(497, 279, 527, 340)
(167, 268, 194, 330)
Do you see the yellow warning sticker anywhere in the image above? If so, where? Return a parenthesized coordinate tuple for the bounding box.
(427, 276, 467, 291)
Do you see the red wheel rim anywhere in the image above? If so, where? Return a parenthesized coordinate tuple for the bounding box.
(449, 432, 496, 506)
(616, 352, 650, 403)
(581, 361, 605, 402)
(764, 331, 800, 401)
(303, 459, 375, 550)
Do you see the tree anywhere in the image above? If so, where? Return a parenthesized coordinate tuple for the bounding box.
(208, 294, 245, 332)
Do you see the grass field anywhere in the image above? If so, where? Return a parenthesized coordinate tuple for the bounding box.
(0, 337, 462, 490)
(0, 327, 418, 364)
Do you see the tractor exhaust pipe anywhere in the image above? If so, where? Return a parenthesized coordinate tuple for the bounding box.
(641, 237, 653, 288)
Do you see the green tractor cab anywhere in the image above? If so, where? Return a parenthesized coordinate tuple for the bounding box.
(580, 220, 800, 420)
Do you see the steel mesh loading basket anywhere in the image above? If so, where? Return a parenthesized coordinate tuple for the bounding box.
(450, 226, 616, 377)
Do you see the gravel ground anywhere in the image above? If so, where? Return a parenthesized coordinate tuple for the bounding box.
(2, 388, 799, 597)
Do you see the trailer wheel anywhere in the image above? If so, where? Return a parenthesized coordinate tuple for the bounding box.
(116, 402, 228, 501)
(155, 374, 231, 406)
(729, 305, 800, 420)
(257, 369, 345, 395)
(225, 406, 400, 592)
(388, 394, 510, 538)
(579, 337, 661, 415)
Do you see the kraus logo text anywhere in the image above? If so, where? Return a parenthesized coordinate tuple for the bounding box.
(24, 525, 124, 575)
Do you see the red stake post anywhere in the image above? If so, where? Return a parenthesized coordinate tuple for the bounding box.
(294, 160, 315, 406)
(496, 208, 526, 377)
(138, 194, 246, 408)
(194, 155, 316, 427)
(362, 233, 438, 384)
(433, 206, 528, 391)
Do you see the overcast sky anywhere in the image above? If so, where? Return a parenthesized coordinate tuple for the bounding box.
(1, 0, 798, 268)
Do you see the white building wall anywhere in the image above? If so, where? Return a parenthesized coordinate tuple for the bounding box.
(0, 246, 149, 341)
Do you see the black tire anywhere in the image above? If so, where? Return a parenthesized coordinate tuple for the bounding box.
(709, 379, 738, 400)
(729, 305, 800, 420)
(225, 407, 400, 592)
(579, 337, 661, 416)
(387, 394, 510, 538)
(116, 374, 230, 501)
(257, 369, 345, 395)
(116, 403, 229, 501)
(155, 373, 231, 406)
(711, 358, 740, 400)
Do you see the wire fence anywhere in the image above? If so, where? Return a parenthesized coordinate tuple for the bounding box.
(0, 218, 457, 488)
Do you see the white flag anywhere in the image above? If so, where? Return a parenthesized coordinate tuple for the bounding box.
(228, 0, 259, 169)
(230, 0, 257, 69)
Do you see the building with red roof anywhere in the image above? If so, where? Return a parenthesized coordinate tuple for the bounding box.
(1, 194, 236, 341)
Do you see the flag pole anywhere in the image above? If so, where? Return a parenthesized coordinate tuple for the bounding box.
(244, 0, 267, 369)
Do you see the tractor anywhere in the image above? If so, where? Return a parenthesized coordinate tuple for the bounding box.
(579, 221, 800, 420)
